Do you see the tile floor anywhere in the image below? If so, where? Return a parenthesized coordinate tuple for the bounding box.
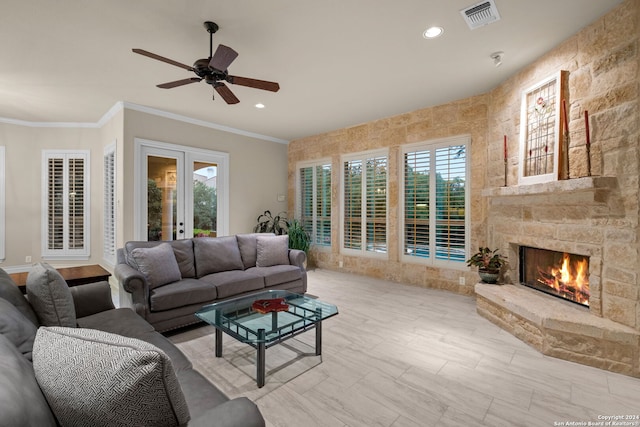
(169, 269, 640, 427)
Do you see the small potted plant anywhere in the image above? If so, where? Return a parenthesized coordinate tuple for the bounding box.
(286, 219, 310, 255)
(466, 247, 507, 284)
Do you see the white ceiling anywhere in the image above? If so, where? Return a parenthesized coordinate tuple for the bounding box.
(0, 0, 622, 142)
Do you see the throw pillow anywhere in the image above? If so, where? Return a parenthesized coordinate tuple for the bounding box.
(0, 297, 38, 360)
(193, 236, 244, 277)
(26, 262, 76, 327)
(256, 235, 289, 267)
(33, 327, 190, 427)
(130, 243, 182, 289)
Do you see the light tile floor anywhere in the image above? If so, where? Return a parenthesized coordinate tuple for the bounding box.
(169, 269, 640, 427)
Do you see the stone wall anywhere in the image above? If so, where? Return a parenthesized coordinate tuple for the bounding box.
(288, 0, 640, 330)
(288, 95, 489, 295)
(486, 0, 640, 330)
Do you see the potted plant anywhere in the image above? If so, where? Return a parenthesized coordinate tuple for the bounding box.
(253, 210, 288, 235)
(466, 247, 507, 284)
(286, 219, 311, 255)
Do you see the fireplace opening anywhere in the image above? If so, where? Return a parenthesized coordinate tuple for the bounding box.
(519, 246, 590, 307)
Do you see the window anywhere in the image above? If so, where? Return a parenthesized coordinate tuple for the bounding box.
(401, 136, 469, 266)
(297, 161, 331, 246)
(103, 144, 116, 265)
(342, 150, 387, 255)
(42, 150, 90, 259)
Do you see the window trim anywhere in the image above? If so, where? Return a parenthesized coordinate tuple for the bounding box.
(295, 158, 332, 248)
(399, 135, 470, 269)
(103, 143, 116, 266)
(41, 149, 90, 260)
(340, 148, 389, 259)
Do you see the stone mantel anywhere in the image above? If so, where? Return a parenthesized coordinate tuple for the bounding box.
(481, 176, 618, 198)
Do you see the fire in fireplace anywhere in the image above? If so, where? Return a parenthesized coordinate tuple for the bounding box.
(519, 246, 590, 307)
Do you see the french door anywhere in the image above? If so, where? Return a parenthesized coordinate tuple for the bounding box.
(135, 139, 229, 241)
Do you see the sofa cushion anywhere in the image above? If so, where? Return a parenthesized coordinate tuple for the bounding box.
(33, 327, 191, 427)
(199, 271, 264, 299)
(246, 265, 303, 288)
(0, 268, 39, 326)
(0, 298, 38, 361)
(256, 234, 289, 267)
(76, 308, 193, 373)
(26, 262, 76, 327)
(124, 241, 196, 279)
(0, 334, 57, 427)
(150, 278, 217, 312)
(171, 239, 196, 278)
(237, 233, 268, 269)
(194, 236, 244, 277)
(131, 243, 182, 289)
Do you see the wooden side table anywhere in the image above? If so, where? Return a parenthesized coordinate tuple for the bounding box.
(10, 264, 111, 294)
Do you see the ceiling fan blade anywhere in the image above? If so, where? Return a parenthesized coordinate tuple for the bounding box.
(209, 44, 238, 71)
(214, 83, 240, 104)
(157, 77, 202, 89)
(226, 75, 280, 92)
(132, 48, 194, 71)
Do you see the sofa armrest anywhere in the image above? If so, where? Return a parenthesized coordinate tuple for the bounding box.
(69, 281, 115, 318)
(114, 262, 150, 318)
(188, 397, 265, 427)
(288, 249, 306, 269)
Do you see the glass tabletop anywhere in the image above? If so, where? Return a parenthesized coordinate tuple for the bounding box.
(195, 290, 338, 345)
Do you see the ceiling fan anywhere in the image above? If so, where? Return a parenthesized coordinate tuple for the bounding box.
(132, 21, 280, 104)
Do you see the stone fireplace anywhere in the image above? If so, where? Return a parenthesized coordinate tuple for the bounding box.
(475, 177, 640, 378)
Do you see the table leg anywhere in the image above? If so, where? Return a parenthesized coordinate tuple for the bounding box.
(315, 307, 323, 356)
(257, 328, 266, 388)
(315, 320, 322, 356)
(215, 328, 222, 357)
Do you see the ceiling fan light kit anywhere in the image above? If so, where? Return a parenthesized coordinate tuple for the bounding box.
(132, 21, 280, 105)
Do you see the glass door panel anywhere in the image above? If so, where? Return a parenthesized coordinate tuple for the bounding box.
(147, 154, 183, 241)
(192, 161, 218, 238)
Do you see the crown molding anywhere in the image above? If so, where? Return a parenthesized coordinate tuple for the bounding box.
(0, 102, 289, 144)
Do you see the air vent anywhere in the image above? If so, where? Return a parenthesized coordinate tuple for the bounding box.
(460, 0, 501, 30)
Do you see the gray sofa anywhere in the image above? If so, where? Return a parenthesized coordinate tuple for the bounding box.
(115, 233, 307, 332)
(0, 265, 264, 427)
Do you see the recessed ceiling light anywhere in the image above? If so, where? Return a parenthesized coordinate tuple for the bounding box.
(255, 103, 265, 109)
(423, 26, 444, 39)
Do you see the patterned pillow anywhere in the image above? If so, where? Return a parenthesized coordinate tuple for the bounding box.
(32, 327, 190, 427)
(130, 243, 182, 289)
(256, 235, 289, 267)
(26, 262, 76, 327)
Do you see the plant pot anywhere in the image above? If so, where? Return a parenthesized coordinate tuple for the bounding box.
(478, 269, 500, 284)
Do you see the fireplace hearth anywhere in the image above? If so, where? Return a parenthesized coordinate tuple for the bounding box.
(519, 246, 589, 307)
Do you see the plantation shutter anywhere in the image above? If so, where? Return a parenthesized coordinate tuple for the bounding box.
(343, 159, 362, 250)
(299, 166, 314, 239)
(342, 151, 388, 255)
(47, 158, 65, 250)
(43, 151, 89, 259)
(103, 146, 116, 264)
(365, 156, 387, 253)
(403, 150, 430, 258)
(315, 164, 331, 246)
(402, 138, 468, 265)
(434, 145, 466, 262)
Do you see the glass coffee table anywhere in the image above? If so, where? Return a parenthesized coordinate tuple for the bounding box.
(195, 290, 338, 388)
